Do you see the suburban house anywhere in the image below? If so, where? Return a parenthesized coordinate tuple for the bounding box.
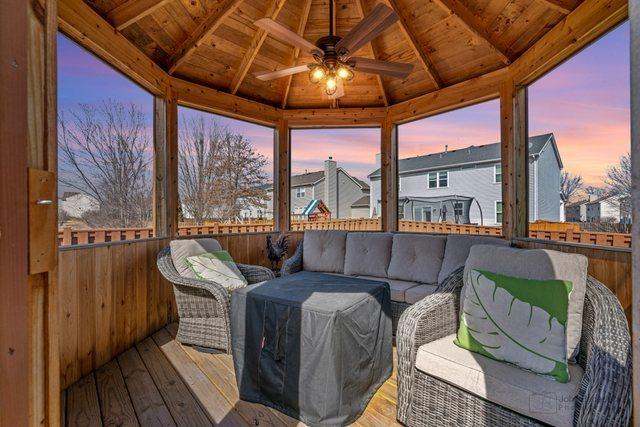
(368, 133, 563, 226)
(241, 158, 370, 220)
(565, 195, 599, 222)
(58, 192, 99, 219)
(586, 195, 632, 223)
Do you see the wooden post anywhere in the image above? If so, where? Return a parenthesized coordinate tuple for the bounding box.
(275, 119, 290, 232)
(630, 0, 639, 421)
(500, 76, 528, 239)
(381, 115, 398, 232)
(154, 91, 178, 239)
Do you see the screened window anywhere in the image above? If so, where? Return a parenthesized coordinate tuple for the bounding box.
(496, 201, 503, 224)
(177, 106, 274, 232)
(494, 164, 502, 183)
(527, 22, 630, 248)
(438, 171, 449, 188)
(57, 33, 154, 246)
(290, 128, 381, 230)
(428, 173, 438, 188)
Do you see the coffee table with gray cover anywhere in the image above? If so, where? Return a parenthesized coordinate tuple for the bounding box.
(231, 271, 392, 427)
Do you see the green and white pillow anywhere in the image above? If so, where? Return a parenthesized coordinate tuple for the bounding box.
(185, 251, 248, 292)
(455, 269, 573, 383)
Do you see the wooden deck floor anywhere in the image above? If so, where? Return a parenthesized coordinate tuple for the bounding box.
(62, 323, 400, 426)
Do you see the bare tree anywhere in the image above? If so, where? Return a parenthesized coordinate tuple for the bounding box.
(178, 115, 269, 223)
(58, 100, 152, 228)
(560, 171, 583, 202)
(605, 152, 631, 199)
(584, 185, 606, 198)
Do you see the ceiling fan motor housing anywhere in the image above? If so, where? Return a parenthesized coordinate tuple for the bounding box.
(315, 35, 342, 68)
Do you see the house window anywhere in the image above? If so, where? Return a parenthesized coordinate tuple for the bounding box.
(296, 187, 306, 198)
(454, 202, 463, 216)
(494, 164, 502, 183)
(428, 171, 448, 188)
(495, 201, 503, 224)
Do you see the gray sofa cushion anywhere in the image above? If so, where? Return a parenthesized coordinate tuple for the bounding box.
(170, 238, 223, 279)
(404, 284, 438, 304)
(302, 230, 348, 273)
(344, 232, 393, 277)
(437, 235, 509, 284)
(355, 275, 420, 303)
(387, 234, 446, 284)
(463, 244, 588, 361)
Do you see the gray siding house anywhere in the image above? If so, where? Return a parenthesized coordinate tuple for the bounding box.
(242, 158, 370, 220)
(369, 133, 563, 226)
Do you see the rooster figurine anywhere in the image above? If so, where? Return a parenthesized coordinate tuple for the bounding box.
(266, 233, 290, 272)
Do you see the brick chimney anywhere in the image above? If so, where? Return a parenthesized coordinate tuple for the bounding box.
(324, 156, 338, 217)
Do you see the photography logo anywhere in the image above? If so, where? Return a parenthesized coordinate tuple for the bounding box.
(530, 392, 571, 414)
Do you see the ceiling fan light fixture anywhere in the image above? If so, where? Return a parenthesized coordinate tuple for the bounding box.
(309, 65, 326, 83)
(325, 74, 338, 95)
(336, 64, 354, 81)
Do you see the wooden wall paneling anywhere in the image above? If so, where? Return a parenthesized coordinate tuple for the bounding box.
(388, 67, 507, 123)
(275, 120, 291, 232)
(381, 116, 398, 232)
(630, 0, 639, 419)
(510, 0, 628, 85)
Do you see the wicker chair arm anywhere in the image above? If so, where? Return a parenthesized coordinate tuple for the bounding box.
(396, 267, 463, 423)
(281, 239, 303, 276)
(236, 263, 275, 284)
(156, 247, 231, 304)
(575, 276, 632, 426)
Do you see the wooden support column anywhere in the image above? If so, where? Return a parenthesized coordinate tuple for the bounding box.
(631, 0, 639, 419)
(381, 115, 398, 232)
(500, 76, 528, 239)
(154, 90, 178, 239)
(275, 119, 290, 232)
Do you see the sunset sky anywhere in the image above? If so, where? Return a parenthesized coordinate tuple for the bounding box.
(58, 20, 630, 187)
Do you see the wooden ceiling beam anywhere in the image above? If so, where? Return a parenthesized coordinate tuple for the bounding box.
(167, 0, 242, 75)
(106, 0, 171, 31)
(385, 0, 443, 89)
(229, 0, 287, 95)
(355, 0, 389, 106)
(432, 0, 513, 64)
(281, 0, 313, 109)
(536, 0, 579, 14)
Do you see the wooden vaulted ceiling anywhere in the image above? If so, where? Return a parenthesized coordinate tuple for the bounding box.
(85, 0, 582, 109)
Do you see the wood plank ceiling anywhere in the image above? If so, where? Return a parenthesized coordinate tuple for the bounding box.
(83, 0, 580, 109)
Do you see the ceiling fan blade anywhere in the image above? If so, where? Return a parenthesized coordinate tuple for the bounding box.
(254, 18, 322, 57)
(335, 4, 398, 59)
(350, 57, 413, 79)
(253, 65, 310, 81)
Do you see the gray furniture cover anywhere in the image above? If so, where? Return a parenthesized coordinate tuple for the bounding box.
(231, 271, 393, 426)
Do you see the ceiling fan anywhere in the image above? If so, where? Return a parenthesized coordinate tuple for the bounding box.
(252, 1, 413, 98)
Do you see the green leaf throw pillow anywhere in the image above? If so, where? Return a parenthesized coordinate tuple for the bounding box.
(185, 251, 248, 292)
(455, 269, 573, 383)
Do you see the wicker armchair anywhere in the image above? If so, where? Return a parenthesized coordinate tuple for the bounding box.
(396, 268, 632, 426)
(157, 247, 275, 352)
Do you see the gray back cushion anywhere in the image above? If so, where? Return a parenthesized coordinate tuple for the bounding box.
(302, 230, 348, 273)
(463, 244, 588, 361)
(344, 232, 393, 277)
(170, 238, 223, 279)
(438, 235, 509, 284)
(387, 234, 446, 284)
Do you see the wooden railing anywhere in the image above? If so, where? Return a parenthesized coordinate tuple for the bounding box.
(58, 219, 632, 248)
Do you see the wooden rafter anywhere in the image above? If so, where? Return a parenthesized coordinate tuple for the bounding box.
(167, 0, 242, 75)
(432, 0, 513, 64)
(355, 0, 389, 106)
(385, 0, 443, 89)
(106, 0, 171, 31)
(281, 0, 313, 109)
(536, 0, 579, 14)
(229, 0, 287, 95)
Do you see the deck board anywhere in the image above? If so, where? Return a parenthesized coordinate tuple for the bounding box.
(117, 348, 176, 427)
(95, 360, 140, 427)
(64, 323, 400, 426)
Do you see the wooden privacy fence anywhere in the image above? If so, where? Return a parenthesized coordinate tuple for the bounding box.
(58, 219, 632, 248)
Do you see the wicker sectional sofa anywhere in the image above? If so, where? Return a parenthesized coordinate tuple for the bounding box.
(281, 230, 508, 332)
